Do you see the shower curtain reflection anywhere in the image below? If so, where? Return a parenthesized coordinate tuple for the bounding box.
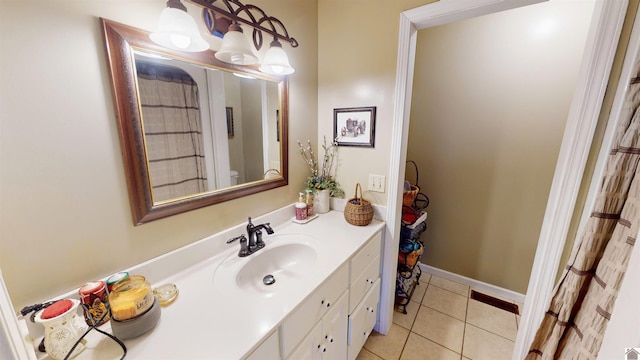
(136, 61, 208, 202)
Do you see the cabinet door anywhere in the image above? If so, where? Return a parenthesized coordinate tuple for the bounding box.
(286, 322, 323, 360)
(347, 279, 381, 360)
(321, 291, 348, 360)
(281, 264, 348, 357)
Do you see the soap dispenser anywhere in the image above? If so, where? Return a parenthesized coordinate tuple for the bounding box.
(305, 189, 314, 217)
(295, 192, 308, 221)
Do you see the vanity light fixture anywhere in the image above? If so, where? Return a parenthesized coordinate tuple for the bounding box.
(214, 22, 259, 65)
(152, 0, 299, 74)
(259, 39, 294, 75)
(150, 0, 209, 52)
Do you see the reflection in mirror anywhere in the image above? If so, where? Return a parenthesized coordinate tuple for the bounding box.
(134, 54, 282, 203)
(101, 19, 288, 225)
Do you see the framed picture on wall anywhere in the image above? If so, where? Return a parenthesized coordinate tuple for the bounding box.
(226, 107, 234, 138)
(333, 106, 376, 147)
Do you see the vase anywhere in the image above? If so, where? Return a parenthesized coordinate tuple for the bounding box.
(315, 189, 331, 214)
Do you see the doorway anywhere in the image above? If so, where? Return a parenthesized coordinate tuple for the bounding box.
(408, 1, 595, 296)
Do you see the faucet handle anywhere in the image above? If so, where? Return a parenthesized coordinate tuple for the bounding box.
(255, 229, 265, 249)
(238, 235, 250, 257)
(226, 235, 245, 244)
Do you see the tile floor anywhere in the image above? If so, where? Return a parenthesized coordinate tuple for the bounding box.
(357, 273, 523, 360)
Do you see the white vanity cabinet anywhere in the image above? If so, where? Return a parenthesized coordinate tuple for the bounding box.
(347, 231, 382, 360)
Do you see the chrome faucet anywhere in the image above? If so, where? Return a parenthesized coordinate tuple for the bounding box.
(232, 217, 274, 257)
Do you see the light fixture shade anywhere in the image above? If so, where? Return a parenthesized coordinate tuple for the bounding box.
(150, 7, 209, 52)
(215, 24, 259, 65)
(259, 40, 295, 75)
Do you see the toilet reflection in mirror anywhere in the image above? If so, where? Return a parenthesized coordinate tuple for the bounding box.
(134, 52, 281, 203)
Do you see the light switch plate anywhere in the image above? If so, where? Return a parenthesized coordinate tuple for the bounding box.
(368, 174, 385, 193)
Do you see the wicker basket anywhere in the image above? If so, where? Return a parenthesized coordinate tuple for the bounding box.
(344, 183, 374, 226)
(398, 241, 423, 268)
(403, 160, 420, 207)
(403, 185, 419, 207)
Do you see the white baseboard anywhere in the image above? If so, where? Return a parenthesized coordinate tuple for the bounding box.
(418, 263, 526, 304)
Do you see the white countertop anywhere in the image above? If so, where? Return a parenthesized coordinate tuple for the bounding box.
(31, 208, 384, 359)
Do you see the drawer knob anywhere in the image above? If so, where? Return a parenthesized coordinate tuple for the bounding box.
(321, 300, 331, 308)
(325, 335, 334, 343)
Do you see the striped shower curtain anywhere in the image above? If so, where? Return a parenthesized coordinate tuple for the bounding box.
(136, 61, 208, 202)
(527, 58, 640, 359)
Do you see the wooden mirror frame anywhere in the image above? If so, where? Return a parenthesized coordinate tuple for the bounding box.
(101, 19, 289, 225)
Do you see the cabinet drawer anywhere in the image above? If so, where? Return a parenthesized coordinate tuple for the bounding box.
(281, 264, 349, 357)
(245, 330, 280, 360)
(347, 279, 380, 360)
(350, 232, 382, 285)
(348, 255, 380, 314)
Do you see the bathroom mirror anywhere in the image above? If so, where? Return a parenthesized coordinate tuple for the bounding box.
(101, 19, 288, 225)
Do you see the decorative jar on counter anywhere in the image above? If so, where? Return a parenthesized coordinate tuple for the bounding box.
(108, 275, 154, 321)
(34, 299, 87, 360)
(78, 281, 109, 326)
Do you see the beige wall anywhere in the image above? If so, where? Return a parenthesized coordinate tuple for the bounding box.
(407, 1, 595, 293)
(318, 0, 436, 205)
(0, 0, 318, 308)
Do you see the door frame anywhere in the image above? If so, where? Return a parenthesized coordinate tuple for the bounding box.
(380, 0, 628, 359)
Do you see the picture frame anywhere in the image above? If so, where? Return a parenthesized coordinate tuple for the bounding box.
(276, 109, 280, 142)
(333, 106, 376, 147)
(226, 107, 234, 138)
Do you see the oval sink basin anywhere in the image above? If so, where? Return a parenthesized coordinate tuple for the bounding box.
(214, 234, 317, 296)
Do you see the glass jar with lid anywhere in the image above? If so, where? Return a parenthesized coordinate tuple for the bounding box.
(108, 275, 154, 321)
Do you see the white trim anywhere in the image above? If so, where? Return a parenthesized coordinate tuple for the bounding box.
(384, 1, 627, 359)
(376, 12, 416, 335)
(0, 269, 36, 360)
(576, 2, 640, 250)
(419, 263, 526, 304)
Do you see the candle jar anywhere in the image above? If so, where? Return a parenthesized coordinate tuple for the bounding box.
(108, 275, 154, 321)
(78, 281, 110, 326)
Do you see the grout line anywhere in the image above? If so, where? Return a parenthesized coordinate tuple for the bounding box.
(460, 289, 469, 359)
(425, 282, 469, 302)
(395, 319, 415, 360)
(465, 322, 518, 343)
(405, 331, 463, 357)
(410, 303, 466, 355)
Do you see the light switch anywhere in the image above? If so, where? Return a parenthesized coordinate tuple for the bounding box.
(368, 174, 385, 193)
